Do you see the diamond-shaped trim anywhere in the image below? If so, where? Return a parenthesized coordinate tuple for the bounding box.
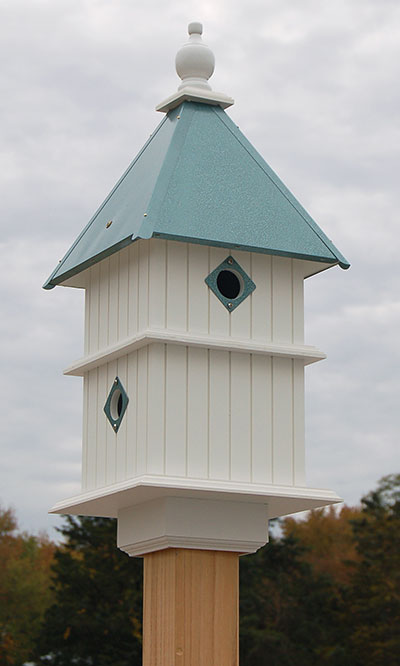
(104, 377, 129, 433)
(205, 256, 256, 312)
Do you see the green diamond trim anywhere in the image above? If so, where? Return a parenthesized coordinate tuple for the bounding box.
(104, 377, 129, 433)
(205, 256, 256, 312)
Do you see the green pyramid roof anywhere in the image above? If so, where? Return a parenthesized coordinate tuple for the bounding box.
(44, 101, 349, 289)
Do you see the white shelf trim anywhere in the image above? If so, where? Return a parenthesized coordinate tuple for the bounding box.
(64, 329, 326, 376)
(49, 474, 342, 520)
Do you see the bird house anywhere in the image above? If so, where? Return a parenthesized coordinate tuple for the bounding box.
(45, 23, 349, 558)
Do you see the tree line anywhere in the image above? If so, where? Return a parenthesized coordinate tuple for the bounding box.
(1, 474, 399, 665)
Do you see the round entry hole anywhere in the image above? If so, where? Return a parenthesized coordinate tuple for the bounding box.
(110, 390, 123, 421)
(217, 270, 242, 300)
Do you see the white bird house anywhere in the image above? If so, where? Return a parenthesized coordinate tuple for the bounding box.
(45, 23, 349, 557)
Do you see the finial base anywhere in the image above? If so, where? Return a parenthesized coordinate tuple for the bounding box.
(156, 87, 234, 113)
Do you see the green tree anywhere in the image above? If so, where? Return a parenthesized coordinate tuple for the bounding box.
(34, 515, 142, 666)
(347, 474, 400, 665)
(239, 530, 347, 666)
(0, 506, 55, 666)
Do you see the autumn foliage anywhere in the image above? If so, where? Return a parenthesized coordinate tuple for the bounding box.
(0, 508, 55, 665)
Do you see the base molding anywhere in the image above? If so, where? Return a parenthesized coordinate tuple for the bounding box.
(117, 497, 269, 557)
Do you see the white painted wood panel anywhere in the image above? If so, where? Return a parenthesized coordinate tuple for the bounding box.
(209, 350, 230, 480)
(81, 373, 89, 488)
(251, 355, 273, 484)
(148, 239, 166, 329)
(165, 345, 187, 476)
(85, 370, 98, 490)
(138, 242, 149, 332)
(108, 254, 119, 346)
(272, 357, 293, 485)
(230, 352, 251, 481)
(118, 246, 129, 342)
(188, 244, 209, 335)
(84, 282, 90, 356)
(272, 256, 293, 344)
(88, 263, 100, 354)
(136, 347, 148, 476)
(292, 261, 304, 344)
(115, 355, 128, 483)
(251, 253, 272, 342)
(98, 259, 110, 349)
(187, 347, 209, 478)
(147, 343, 165, 474)
(166, 241, 188, 331)
(96, 364, 108, 487)
(128, 243, 139, 337)
(126, 351, 138, 479)
(293, 359, 305, 486)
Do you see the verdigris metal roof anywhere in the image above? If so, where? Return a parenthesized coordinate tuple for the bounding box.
(44, 101, 349, 288)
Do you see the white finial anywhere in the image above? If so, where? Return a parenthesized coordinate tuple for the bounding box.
(156, 22, 234, 113)
(175, 22, 215, 91)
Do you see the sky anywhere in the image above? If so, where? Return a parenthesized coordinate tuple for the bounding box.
(0, 0, 399, 537)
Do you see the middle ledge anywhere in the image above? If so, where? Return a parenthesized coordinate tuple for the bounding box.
(64, 329, 326, 376)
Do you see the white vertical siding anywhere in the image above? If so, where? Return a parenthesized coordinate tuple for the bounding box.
(108, 254, 119, 346)
(165, 345, 187, 476)
(118, 247, 129, 341)
(292, 261, 304, 344)
(251, 355, 273, 484)
(272, 357, 294, 485)
(137, 242, 149, 332)
(187, 347, 208, 478)
(209, 350, 230, 480)
(125, 350, 138, 479)
(81, 241, 307, 493)
(98, 260, 109, 349)
(136, 346, 148, 476)
(146, 343, 165, 474)
(272, 256, 292, 344)
(188, 244, 209, 335)
(251, 253, 272, 342)
(128, 243, 139, 337)
(230, 352, 251, 482)
(87, 264, 100, 353)
(95, 364, 108, 487)
(166, 241, 188, 331)
(83, 344, 304, 493)
(83, 241, 304, 354)
(148, 240, 166, 329)
(293, 359, 305, 486)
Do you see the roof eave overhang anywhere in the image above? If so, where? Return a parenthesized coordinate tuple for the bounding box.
(44, 232, 349, 290)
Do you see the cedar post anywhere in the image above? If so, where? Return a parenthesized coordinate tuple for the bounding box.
(143, 549, 239, 666)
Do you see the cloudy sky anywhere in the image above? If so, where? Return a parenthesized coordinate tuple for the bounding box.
(1, 0, 399, 537)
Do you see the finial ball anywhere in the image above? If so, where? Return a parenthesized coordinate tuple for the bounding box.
(188, 22, 203, 35)
(175, 21, 215, 91)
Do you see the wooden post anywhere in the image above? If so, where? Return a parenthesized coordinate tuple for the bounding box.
(143, 549, 239, 666)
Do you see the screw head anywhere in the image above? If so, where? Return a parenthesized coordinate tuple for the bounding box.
(227, 257, 233, 265)
(228, 302, 233, 309)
